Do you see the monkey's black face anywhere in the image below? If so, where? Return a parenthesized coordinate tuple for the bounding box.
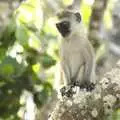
(56, 21, 70, 37)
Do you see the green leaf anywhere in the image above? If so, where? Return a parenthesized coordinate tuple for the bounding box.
(0, 56, 25, 77)
(16, 25, 29, 48)
(40, 53, 56, 68)
(0, 48, 6, 60)
(0, 64, 14, 76)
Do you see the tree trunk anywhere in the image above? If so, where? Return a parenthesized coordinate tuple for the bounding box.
(88, 0, 108, 50)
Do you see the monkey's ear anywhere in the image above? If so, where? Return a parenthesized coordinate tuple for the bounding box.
(75, 12, 81, 22)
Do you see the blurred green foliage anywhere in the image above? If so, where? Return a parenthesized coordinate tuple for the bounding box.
(0, 0, 57, 119)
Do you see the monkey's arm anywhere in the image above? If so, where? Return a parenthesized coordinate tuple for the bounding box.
(61, 61, 71, 86)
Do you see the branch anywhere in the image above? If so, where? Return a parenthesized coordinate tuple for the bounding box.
(71, 0, 81, 10)
(67, 0, 81, 11)
(41, 0, 64, 17)
(108, 0, 120, 56)
(88, 0, 109, 65)
(88, 0, 109, 50)
(0, 0, 21, 31)
(49, 61, 120, 120)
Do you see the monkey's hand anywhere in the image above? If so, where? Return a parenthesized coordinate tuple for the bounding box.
(60, 85, 75, 97)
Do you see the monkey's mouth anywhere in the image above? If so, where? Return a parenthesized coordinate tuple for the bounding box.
(56, 22, 70, 37)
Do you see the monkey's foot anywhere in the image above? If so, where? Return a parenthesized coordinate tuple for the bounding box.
(79, 82, 95, 91)
(60, 85, 75, 97)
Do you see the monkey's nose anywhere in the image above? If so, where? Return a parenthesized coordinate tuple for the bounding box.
(56, 23, 60, 29)
(56, 23, 62, 33)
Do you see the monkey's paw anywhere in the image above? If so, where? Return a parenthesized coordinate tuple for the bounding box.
(79, 82, 95, 91)
(60, 85, 75, 97)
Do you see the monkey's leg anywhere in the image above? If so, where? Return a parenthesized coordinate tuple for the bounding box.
(80, 62, 95, 91)
(60, 62, 74, 97)
(61, 62, 71, 85)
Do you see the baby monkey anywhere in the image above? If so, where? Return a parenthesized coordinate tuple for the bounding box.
(56, 9, 96, 95)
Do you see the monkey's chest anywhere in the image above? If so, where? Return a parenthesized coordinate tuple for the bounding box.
(61, 41, 83, 59)
(62, 48, 82, 64)
(61, 43, 83, 78)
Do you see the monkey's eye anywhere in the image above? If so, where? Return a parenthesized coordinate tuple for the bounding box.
(75, 12, 81, 23)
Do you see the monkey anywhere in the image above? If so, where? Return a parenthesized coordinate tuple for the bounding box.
(55, 9, 96, 93)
